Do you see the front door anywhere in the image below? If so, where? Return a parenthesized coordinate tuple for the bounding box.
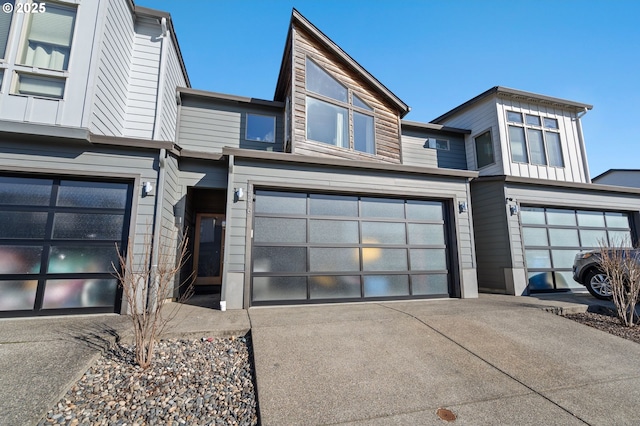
(193, 214, 225, 285)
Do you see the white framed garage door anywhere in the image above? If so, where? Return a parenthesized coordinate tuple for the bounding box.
(521, 206, 634, 292)
(251, 190, 454, 305)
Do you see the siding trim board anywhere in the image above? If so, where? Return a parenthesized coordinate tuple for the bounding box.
(223, 147, 478, 179)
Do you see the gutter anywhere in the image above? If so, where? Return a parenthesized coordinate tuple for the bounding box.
(152, 17, 169, 140)
(219, 154, 235, 311)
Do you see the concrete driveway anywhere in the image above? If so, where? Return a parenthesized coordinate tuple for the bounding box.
(249, 295, 640, 425)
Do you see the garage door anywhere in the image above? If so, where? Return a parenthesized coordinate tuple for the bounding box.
(0, 175, 132, 316)
(251, 190, 453, 305)
(521, 207, 633, 292)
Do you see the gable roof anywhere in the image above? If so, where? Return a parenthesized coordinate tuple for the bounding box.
(431, 86, 593, 124)
(274, 9, 410, 117)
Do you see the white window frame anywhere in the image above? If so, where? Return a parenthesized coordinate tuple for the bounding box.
(428, 138, 450, 151)
(246, 113, 276, 143)
(9, 0, 76, 100)
(506, 110, 565, 168)
(304, 56, 376, 155)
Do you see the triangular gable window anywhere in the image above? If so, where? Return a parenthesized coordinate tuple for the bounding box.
(353, 94, 373, 111)
(305, 58, 347, 103)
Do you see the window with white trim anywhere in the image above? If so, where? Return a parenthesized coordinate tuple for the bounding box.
(13, 1, 77, 99)
(305, 57, 375, 155)
(507, 111, 564, 167)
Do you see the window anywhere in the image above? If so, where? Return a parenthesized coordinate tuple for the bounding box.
(305, 57, 375, 155)
(474, 130, 494, 168)
(427, 138, 449, 150)
(246, 114, 275, 143)
(507, 111, 564, 167)
(14, 1, 76, 98)
(0, 0, 14, 59)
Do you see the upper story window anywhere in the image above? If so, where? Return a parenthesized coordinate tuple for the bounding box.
(0, 1, 14, 60)
(246, 114, 275, 143)
(305, 57, 375, 155)
(427, 138, 449, 150)
(10, 1, 77, 99)
(507, 111, 564, 167)
(474, 130, 494, 169)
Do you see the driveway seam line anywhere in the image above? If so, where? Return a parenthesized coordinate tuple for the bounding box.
(379, 303, 591, 426)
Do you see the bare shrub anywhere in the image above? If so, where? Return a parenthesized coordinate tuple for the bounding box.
(597, 239, 640, 327)
(112, 227, 193, 369)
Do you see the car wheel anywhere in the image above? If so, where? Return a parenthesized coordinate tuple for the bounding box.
(585, 270, 613, 300)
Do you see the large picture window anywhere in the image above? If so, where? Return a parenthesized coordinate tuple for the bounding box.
(0, 175, 132, 316)
(507, 111, 564, 167)
(305, 57, 375, 154)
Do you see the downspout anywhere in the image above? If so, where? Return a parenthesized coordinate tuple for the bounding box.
(150, 148, 167, 306)
(220, 154, 235, 311)
(152, 17, 169, 140)
(576, 107, 591, 183)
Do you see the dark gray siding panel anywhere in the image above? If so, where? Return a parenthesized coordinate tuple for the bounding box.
(177, 99, 284, 153)
(401, 129, 467, 170)
(470, 180, 511, 292)
(228, 160, 475, 278)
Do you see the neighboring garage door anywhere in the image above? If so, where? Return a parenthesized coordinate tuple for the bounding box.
(0, 175, 132, 317)
(521, 206, 634, 292)
(251, 190, 453, 305)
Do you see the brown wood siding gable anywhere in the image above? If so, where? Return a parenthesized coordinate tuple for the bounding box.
(291, 26, 401, 164)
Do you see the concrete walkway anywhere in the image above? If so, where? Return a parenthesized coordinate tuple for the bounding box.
(249, 294, 640, 425)
(0, 293, 637, 425)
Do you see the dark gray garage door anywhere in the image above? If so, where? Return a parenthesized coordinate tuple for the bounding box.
(521, 206, 633, 292)
(0, 175, 132, 316)
(251, 190, 453, 305)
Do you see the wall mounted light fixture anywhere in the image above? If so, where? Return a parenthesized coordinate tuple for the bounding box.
(143, 181, 153, 195)
(510, 204, 519, 216)
(234, 187, 244, 200)
(458, 201, 468, 213)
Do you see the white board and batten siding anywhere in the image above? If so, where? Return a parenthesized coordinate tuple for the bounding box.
(226, 159, 476, 295)
(91, 0, 134, 136)
(436, 98, 503, 175)
(496, 98, 588, 183)
(178, 99, 285, 153)
(0, 0, 102, 127)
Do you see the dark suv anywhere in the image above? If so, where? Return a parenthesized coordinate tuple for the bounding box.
(573, 249, 640, 300)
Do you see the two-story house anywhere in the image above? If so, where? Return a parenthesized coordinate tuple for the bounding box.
(2, 3, 640, 318)
(431, 87, 640, 296)
(0, 0, 188, 317)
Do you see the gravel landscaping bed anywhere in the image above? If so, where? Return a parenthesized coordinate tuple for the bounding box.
(38, 335, 258, 426)
(566, 307, 640, 344)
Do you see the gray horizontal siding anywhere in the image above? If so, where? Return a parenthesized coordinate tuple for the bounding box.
(178, 159, 228, 189)
(91, 0, 133, 136)
(0, 138, 160, 272)
(228, 159, 475, 280)
(177, 99, 284, 153)
(470, 180, 510, 292)
(124, 18, 161, 139)
(401, 129, 467, 170)
(160, 39, 187, 142)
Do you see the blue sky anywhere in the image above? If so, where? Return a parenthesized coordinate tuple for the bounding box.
(137, 0, 640, 178)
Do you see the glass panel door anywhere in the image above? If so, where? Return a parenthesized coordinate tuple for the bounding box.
(193, 214, 225, 285)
